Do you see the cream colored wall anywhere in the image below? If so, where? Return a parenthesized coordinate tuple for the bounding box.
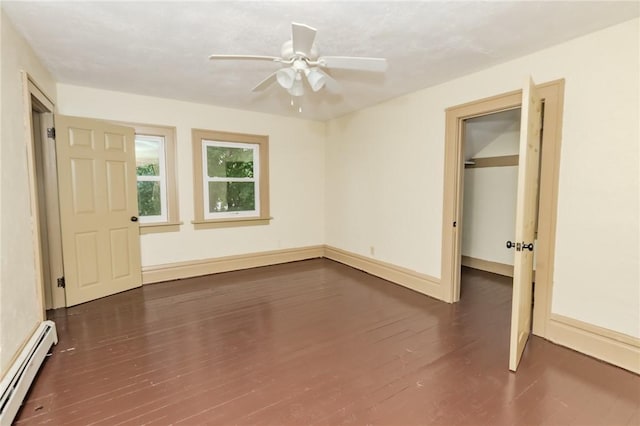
(462, 167, 518, 266)
(0, 9, 57, 374)
(462, 127, 519, 266)
(326, 18, 639, 338)
(55, 84, 326, 267)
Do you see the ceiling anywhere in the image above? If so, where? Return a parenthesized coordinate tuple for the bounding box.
(3, 1, 638, 121)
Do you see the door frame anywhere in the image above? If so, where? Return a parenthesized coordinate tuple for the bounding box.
(440, 79, 565, 339)
(22, 72, 65, 315)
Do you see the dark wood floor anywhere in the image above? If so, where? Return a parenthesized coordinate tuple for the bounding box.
(15, 259, 640, 425)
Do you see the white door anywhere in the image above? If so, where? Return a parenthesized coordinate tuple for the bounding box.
(509, 78, 543, 371)
(55, 115, 142, 306)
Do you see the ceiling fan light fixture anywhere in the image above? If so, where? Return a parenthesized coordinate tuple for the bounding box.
(288, 79, 304, 97)
(276, 68, 296, 89)
(210, 22, 387, 100)
(305, 67, 326, 92)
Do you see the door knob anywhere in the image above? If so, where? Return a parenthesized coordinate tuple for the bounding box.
(522, 242, 534, 251)
(506, 241, 515, 249)
(130, 216, 139, 222)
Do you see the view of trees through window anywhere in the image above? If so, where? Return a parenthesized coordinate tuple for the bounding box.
(137, 163, 161, 216)
(135, 135, 165, 221)
(206, 145, 257, 213)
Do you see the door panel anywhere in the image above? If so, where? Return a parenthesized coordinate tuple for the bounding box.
(56, 115, 141, 306)
(109, 228, 131, 278)
(509, 78, 543, 371)
(106, 160, 128, 211)
(75, 232, 99, 286)
(70, 158, 96, 213)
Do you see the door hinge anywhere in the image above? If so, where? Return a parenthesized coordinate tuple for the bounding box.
(57, 276, 65, 288)
(46, 127, 56, 139)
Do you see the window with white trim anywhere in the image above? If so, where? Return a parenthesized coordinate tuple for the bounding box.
(203, 140, 259, 219)
(192, 129, 270, 227)
(135, 134, 167, 223)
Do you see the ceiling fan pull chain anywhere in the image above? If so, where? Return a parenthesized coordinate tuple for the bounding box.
(289, 97, 302, 113)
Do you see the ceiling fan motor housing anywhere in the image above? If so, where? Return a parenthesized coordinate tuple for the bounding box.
(280, 40, 318, 61)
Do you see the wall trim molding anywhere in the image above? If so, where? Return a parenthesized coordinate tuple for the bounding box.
(142, 245, 324, 284)
(144, 244, 443, 298)
(461, 256, 514, 277)
(324, 246, 442, 300)
(547, 313, 640, 374)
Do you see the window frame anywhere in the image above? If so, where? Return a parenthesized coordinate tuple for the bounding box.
(192, 129, 270, 229)
(128, 123, 180, 234)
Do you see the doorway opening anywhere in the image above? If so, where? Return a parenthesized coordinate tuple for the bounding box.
(460, 108, 522, 291)
(23, 74, 66, 313)
(440, 79, 565, 369)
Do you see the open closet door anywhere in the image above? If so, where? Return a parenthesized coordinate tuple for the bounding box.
(509, 77, 543, 371)
(55, 115, 142, 306)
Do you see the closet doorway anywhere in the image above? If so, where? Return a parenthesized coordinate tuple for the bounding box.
(440, 79, 565, 370)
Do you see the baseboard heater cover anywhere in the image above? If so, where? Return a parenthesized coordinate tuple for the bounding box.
(0, 320, 58, 426)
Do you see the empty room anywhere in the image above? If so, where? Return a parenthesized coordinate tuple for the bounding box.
(1, 1, 639, 425)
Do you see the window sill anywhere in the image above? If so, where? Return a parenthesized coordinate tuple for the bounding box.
(139, 221, 183, 235)
(192, 217, 273, 230)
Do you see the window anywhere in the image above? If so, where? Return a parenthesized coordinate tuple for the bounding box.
(131, 124, 180, 233)
(192, 129, 269, 228)
(203, 140, 259, 218)
(136, 134, 167, 222)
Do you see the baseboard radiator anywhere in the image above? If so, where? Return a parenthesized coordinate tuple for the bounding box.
(0, 321, 58, 425)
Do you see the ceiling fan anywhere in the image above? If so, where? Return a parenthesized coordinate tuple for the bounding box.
(209, 22, 388, 97)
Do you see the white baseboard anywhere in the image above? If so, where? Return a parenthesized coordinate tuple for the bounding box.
(324, 246, 442, 300)
(142, 245, 324, 284)
(461, 256, 514, 277)
(547, 314, 640, 374)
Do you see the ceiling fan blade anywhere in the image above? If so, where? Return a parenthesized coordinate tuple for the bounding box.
(291, 22, 317, 56)
(209, 54, 282, 62)
(318, 56, 388, 72)
(251, 72, 278, 92)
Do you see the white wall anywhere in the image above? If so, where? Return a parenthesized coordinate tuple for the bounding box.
(56, 85, 326, 267)
(0, 10, 57, 374)
(462, 166, 518, 266)
(473, 128, 520, 158)
(326, 18, 639, 338)
(462, 125, 519, 266)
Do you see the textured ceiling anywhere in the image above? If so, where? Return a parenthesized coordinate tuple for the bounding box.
(3, 1, 639, 121)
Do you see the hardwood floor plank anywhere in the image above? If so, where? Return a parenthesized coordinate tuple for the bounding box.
(15, 260, 640, 425)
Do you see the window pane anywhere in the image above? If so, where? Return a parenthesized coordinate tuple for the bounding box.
(206, 146, 254, 178)
(208, 182, 255, 213)
(136, 136, 162, 176)
(137, 181, 162, 216)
